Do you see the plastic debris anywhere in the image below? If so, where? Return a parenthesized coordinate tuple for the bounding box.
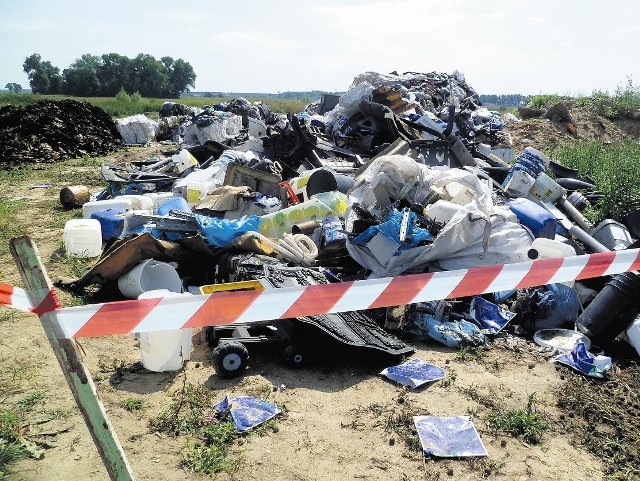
(470, 296, 515, 335)
(213, 394, 281, 432)
(380, 358, 445, 389)
(413, 415, 488, 457)
(554, 341, 612, 378)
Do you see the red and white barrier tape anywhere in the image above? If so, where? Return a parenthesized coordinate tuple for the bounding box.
(1, 283, 35, 312)
(2, 249, 640, 339)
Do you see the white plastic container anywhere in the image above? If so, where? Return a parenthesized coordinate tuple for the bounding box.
(117, 259, 183, 299)
(625, 315, 640, 357)
(528, 237, 576, 260)
(63, 219, 102, 258)
(143, 192, 180, 210)
(116, 195, 155, 212)
(528, 173, 566, 203)
(82, 198, 134, 219)
(424, 200, 463, 224)
(137, 290, 192, 372)
(186, 181, 212, 206)
(528, 237, 576, 287)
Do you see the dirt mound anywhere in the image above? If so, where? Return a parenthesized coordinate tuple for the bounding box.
(506, 105, 640, 151)
(0, 99, 120, 169)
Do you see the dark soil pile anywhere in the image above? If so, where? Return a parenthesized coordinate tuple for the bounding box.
(0, 99, 120, 169)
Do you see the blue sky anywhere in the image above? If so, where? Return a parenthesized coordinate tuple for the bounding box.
(1, 0, 639, 96)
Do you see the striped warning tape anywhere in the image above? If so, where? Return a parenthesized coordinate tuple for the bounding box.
(3, 249, 640, 339)
(1, 283, 36, 313)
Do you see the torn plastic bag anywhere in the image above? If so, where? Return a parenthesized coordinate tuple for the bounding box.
(115, 115, 158, 145)
(213, 394, 280, 432)
(555, 341, 611, 378)
(194, 214, 260, 248)
(421, 315, 486, 348)
(351, 208, 432, 248)
(470, 296, 515, 335)
(519, 283, 581, 333)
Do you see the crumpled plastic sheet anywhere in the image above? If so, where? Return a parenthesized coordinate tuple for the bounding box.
(380, 358, 445, 389)
(470, 296, 515, 335)
(194, 214, 260, 247)
(351, 208, 432, 248)
(555, 341, 612, 379)
(213, 394, 281, 432)
(423, 316, 487, 348)
(521, 283, 581, 332)
(413, 415, 488, 458)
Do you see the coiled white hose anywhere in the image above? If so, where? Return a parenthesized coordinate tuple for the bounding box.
(246, 231, 318, 267)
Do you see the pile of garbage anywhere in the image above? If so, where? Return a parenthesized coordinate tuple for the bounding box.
(0, 99, 120, 168)
(58, 70, 640, 378)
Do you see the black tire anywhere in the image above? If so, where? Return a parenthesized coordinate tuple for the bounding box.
(212, 342, 249, 378)
(283, 344, 304, 367)
(201, 326, 216, 349)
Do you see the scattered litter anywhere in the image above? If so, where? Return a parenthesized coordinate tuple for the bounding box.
(213, 394, 281, 432)
(380, 358, 445, 389)
(470, 296, 515, 335)
(413, 415, 488, 458)
(555, 341, 611, 378)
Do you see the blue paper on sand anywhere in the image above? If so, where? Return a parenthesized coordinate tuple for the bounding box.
(470, 296, 515, 335)
(414, 415, 487, 458)
(555, 341, 611, 379)
(425, 316, 486, 348)
(213, 394, 281, 432)
(380, 359, 445, 389)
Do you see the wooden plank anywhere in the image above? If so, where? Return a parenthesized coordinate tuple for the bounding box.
(9, 236, 136, 481)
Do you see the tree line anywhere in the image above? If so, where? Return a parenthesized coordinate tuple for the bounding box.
(21, 53, 197, 98)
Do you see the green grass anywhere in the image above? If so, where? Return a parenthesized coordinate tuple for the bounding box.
(0, 92, 309, 117)
(150, 382, 280, 476)
(120, 397, 146, 413)
(486, 393, 545, 445)
(549, 140, 640, 222)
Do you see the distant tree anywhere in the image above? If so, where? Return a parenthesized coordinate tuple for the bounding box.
(98, 53, 134, 96)
(5, 82, 22, 93)
(131, 54, 169, 98)
(22, 53, 62, 94)
(164, 57, 196, 97)
(62, 54, 102, 96)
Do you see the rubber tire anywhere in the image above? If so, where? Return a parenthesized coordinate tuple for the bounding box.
(201, 326, 216, 349)
(212, 342, 249, 378)
(283, 344, 304, 367)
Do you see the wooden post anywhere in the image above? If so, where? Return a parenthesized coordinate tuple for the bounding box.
(10, 236, 136, 481)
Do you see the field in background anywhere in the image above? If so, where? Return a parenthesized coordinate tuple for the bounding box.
(0, 92, 310, 117)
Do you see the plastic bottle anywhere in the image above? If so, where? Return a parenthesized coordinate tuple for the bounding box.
(503, 147, 551, 197)
(527, 237, 576, 287)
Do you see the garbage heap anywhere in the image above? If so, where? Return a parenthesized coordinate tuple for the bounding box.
(0, 99, 120, 168)
(59, 70, 640, 376)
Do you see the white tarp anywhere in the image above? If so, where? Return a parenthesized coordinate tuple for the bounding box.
(115, 115, 158, 145)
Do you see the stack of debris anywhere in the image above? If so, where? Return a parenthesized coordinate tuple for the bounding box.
(0, 99, 120, 168)
(55, 70, 640, 378)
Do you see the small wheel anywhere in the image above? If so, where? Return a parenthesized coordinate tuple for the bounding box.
(201, 326, 216, 349)
(212, 342, 249, 378)
(283, 344, 304, 367)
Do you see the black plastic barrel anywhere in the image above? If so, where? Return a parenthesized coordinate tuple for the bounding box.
(576, 271, 640, 347)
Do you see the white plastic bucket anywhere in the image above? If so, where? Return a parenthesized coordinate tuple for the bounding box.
(63, 219, 102, 258)
(117, 259, 182, 299)
(137, 290, 192, 372)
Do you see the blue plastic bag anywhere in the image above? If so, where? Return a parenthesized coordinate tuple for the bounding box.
(555, 341, 611, 379)
(351, 209, 432, 248)
(195, 214, 260, 247)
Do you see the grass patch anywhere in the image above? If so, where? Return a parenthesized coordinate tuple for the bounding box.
(549, 140, 640, 222)
(486, 393, 544, 445)
(556, 365, 640, 480)
(121, 397, 146, 413)
(150, 382, 280, 475)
